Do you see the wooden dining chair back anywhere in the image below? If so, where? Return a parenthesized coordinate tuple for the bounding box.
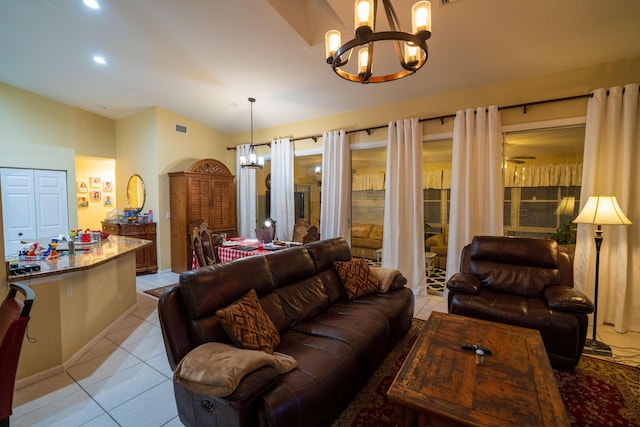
(191, 222, 221, 268)
(303, 226, 320, 244)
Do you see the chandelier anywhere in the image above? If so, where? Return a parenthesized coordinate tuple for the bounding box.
(325, 0, 431, 84)
(240, 97, 264, 169)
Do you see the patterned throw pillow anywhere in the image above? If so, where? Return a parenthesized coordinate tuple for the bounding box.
(334, 258, 381, 299)
(216, 289, 280, 354)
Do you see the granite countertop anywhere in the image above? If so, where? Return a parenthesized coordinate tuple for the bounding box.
(8, 235, 151, 282)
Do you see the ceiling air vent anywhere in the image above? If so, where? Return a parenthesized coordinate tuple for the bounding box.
(175, 124, 188, 134)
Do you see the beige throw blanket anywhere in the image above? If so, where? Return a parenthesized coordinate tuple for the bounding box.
(370, 267, 402, 293)
(175, 342, 297, 397)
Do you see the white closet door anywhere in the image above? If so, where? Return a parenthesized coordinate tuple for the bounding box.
(34, 169, 69, 240)
(2, 168, 37, 255)
(1, 168, 68, 255)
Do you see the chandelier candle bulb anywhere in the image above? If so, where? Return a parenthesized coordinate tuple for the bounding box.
(358, 47, 370, 75)
(325, 30, 342, 61)
(355, 0, 375, 33)
(412, 1, 431, 34)
(404, 43, 420, 65)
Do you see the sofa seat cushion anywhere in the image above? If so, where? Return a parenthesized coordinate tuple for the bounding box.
(328, 287, 414, 347)
(351, 237, 382, 250)
(261, 330, 359, 427)
(291, 308, 390, 375)
(449, 289, 584, 360)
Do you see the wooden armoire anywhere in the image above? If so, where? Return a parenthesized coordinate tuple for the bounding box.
(169, 159, 236, 273)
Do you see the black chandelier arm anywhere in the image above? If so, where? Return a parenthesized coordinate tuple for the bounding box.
(333, 30, 429, 62)
(330, 31, 429, 83)
(382, 0, 401, 32)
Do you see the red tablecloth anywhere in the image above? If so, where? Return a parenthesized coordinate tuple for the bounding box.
(217, 243, 262, 262)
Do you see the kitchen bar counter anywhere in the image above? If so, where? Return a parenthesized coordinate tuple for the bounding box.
(8, 235, 150, 282)
(12, 236, 150, 382)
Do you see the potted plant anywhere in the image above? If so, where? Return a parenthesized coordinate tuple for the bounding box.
(548, 221, 576, 258)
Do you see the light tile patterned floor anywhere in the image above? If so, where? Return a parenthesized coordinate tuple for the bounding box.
(11, 270, 640, 426)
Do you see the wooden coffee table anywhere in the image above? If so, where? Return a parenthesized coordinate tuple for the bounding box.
(388, 312, 569, 426)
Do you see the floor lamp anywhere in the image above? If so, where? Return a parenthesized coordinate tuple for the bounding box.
(573, 195, 632, 355)
(265, 217, 277, 241)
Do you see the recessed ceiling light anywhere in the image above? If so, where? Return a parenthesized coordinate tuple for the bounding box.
(83, 0, 100, 10)
(93, 55, 106, 65)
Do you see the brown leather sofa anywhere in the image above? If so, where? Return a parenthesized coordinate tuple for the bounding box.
(159, 237, 414, 427)
(446, 236, 594, 371)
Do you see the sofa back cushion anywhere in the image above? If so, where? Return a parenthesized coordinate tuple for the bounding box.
(306, 238, 352, 303)
(179, 256, 284, 346)
(266, 246, 330, 327)
(467, 236, 560, 298)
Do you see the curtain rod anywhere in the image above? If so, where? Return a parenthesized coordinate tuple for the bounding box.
(226, 93, 594, 150)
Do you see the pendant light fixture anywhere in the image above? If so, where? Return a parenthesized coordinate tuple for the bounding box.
(240, 97, 264, 169)
(325, 0, 432, 84)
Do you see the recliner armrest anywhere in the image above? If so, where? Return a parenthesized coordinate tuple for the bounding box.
(446, 273, 481, 295)
(544, 285, 595, 315)
(225, 366, 280, 409)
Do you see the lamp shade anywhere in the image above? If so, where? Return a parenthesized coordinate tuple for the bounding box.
(573, 196, 632, 225)
(554, 196, 575, 216)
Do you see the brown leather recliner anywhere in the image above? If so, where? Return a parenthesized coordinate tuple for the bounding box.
(446, 236, 594, 371)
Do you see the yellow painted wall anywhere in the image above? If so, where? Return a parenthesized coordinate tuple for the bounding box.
(115, 106, 232, 269)
(156, 107, 232, 270)
(0, 83, 116, 156)
(75, 156, 117, 231)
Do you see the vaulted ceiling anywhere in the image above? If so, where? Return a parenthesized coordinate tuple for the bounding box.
(1, 0, 639, 135)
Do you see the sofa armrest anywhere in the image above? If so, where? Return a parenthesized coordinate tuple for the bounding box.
(173, 366, 279, 427)
(544, 286, 595, 315)
(446, 273, 481, 295)
(225, 366, 280, 409)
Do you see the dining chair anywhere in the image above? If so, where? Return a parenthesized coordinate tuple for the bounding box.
(1, 282, 35, 427)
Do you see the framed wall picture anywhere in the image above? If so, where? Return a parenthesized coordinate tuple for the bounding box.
(91, 190, 102, 202)
(90, 176, 101, 188)
(104, 195, 113, 206)
(103, 180, 113, 192)
(77, 197, 89, 208)
(77, 181, 88, 193)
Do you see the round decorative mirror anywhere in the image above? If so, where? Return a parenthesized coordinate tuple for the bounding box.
(127, 174, 146, 213)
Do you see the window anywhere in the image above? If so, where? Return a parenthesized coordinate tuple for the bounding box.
(423, 139, 453, 232)
(351, 147, 386, 227)
(503, 125, 585, 240)
(293, 154, 322, 227)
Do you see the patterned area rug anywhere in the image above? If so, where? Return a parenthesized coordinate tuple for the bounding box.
(361, 258, 446, 295)
(332, 319, 640, 427)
